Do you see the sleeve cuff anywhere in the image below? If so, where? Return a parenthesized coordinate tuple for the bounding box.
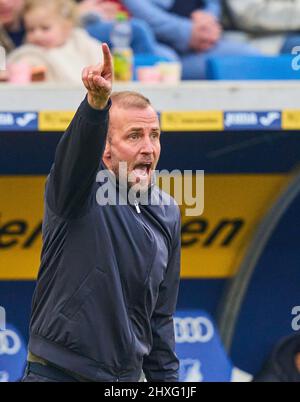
(78, 95, 112, 124)
(176, 20, 193, 53)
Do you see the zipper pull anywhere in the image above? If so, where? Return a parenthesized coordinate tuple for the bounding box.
(134, 200, 141, 214)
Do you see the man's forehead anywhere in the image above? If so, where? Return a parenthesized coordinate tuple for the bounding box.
(110, 105, 160, 129)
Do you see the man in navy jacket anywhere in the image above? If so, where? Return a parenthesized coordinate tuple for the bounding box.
(22, 43, 181, 382)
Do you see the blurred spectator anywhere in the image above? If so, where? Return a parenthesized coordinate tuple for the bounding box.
(7, 0, 102, 83)
(77, 0, 127, 21)
(0, 0, 25, 52)
(121, 0, 259, 79)
(77, 0, 178, 59)
(253, 334, 300, 382)
(225, 0, 300, 55)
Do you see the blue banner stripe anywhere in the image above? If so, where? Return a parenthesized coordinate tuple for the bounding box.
(1, 130, 300, 174)
(224, 111, 282, 131)
(0, 110, 299, 132)
(0, 112, 38, 131)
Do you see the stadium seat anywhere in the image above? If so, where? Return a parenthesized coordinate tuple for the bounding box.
(206, 55, 300, 80)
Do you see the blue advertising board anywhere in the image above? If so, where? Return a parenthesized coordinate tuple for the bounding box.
(175, 310, 233, 382)
(0, 323, 27, 382)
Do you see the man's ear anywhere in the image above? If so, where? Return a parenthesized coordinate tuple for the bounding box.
(103, 141, 111, 161)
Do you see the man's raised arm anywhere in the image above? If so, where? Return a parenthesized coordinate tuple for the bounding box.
(46, 43, 113, 219)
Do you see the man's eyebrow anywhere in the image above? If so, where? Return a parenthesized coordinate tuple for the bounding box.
(125, 127, 145, 134)
(127, 127, 161, 133)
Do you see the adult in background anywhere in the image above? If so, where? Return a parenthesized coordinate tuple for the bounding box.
(77, 0, 178, 60)
(22, 43, 181, 382)
(122, 0, 258, 79)
(0, 0, 25, 53)
(253, 334, 300, 382)
(225, 0, 300, 54)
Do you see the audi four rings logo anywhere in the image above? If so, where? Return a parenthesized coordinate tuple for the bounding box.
(174, 317, 214, 343)
(0, 330, 21, 356)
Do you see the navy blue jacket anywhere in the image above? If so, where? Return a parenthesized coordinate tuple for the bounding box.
(28, 97, 181, 382)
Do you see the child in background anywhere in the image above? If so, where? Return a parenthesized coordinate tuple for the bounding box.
(8, 0, 102, 83)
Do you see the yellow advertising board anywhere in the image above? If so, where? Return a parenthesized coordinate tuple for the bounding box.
(0, 177, 44, 280)
(0, 175, 288, 280)
(39, 111, 75, 132)
(179, 175, 287, 278)
(161, 111, 224, 132)
(282, 110, 300, 130)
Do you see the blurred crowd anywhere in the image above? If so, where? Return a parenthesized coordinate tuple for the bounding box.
(1, 0, 300, 83)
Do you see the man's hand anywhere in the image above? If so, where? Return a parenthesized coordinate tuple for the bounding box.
(82, 43, 113, 110)
(189, 11, 222, 52)
(190, 23, 222, 51)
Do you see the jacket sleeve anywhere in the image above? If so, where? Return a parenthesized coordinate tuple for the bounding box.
(143, 207, 181, 382)
(46, 96, 111, 219)
(226, 0, 300, 32)
(122, 0, 192, 53)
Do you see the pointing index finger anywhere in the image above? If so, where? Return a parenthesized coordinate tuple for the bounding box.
(102, 43, 113, 76)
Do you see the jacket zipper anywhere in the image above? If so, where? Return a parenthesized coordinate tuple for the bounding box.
(134, 200, 141, 214)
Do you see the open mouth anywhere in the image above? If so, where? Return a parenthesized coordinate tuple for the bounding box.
(132, 163, 152, 181)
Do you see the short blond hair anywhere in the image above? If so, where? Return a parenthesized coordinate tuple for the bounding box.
(111, 91, 152, 110)
(24, 0, 78, 24)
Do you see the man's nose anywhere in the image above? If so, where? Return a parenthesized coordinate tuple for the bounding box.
(140, 136, 154, 154)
